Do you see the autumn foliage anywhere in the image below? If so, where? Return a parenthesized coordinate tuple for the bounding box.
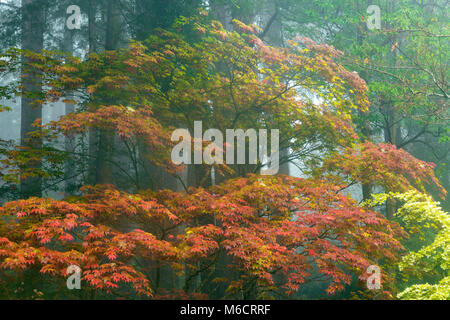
(0, 15, 446, 300)
(1, 175, 406, 299)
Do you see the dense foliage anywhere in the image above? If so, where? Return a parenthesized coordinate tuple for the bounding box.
(365, 191, 450, 300)
(0, 1, 448, 300)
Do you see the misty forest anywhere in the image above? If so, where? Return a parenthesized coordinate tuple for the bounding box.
(0, 0, 449, 300)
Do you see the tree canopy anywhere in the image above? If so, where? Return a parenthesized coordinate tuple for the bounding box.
(0, 0, 448, 301)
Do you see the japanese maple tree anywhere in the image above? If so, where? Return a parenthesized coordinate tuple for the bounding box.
(1, 175, 406, 299)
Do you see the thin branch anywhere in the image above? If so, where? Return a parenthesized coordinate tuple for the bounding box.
(260, 3, 280, 40)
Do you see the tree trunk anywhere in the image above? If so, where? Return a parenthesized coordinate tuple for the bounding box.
(64, 25, 76, 195)
(105, 0, 121, 51)
(91, 0, 121, 185)
(20, 0, 44, 198)
(210, 0, 233, 31)
(88, 0, 97, 54)
(262, 4, 290, 176)
(383, 0, 403, 219)
(87, 0, 99, 185)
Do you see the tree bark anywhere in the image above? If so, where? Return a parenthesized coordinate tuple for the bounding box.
(63, 22, 76, 195)
(91, 0, 121, 185)
(263, 3, 290, 176)
(20, 0, 44, 198)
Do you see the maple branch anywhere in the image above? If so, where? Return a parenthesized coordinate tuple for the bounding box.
(174, 173, 189, 193)
(0, 3, 18, 9)
(260, 3, 280, 40)
(184, 252, 219, 292)
(397, 125, 428, 148)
